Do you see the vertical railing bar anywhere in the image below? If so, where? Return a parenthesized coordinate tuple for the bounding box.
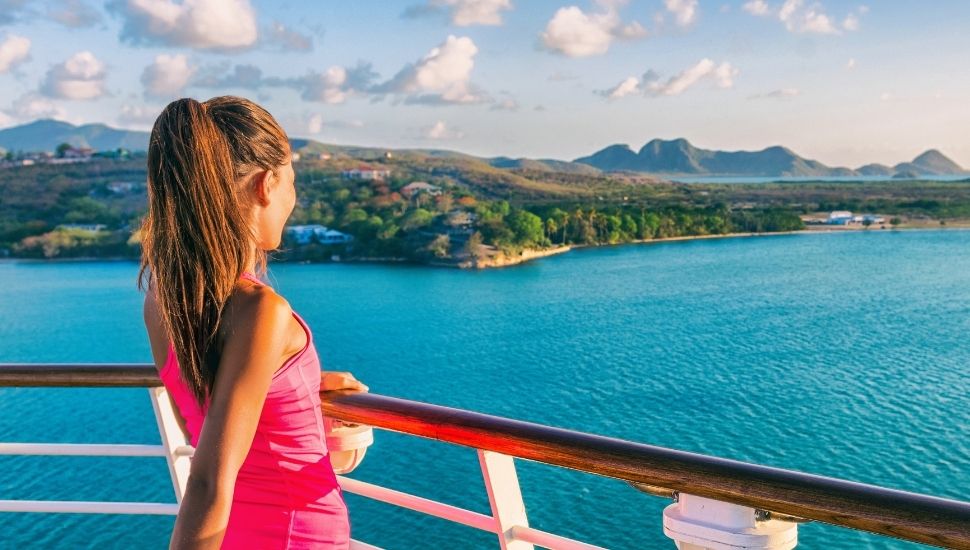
(148, 386, 192, 503)
(478, 450, 534, 550)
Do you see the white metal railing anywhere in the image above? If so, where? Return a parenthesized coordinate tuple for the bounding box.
(0, 386, 604, 550)
(2, 365, 968, 550)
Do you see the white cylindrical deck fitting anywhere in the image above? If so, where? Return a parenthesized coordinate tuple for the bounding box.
(663, 494, 798, 550)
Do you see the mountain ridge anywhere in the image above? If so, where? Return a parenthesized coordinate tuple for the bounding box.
(574, 138, 965, 177)
(0, 119, 964, 178)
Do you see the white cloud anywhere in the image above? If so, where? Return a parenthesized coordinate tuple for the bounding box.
(664, 0, 698, 26)
(617, 20, 647, 38)
(279, 112, 364, 136)
(490, 97, 520, 111)
(141, 54, 194, 99)
(842, 13, 859, 31)
(0, 34, 30, 73)
(798, 7, 837, 33)
(109, 0, 259, 51)
(599, 59, 738, 100)
(742, 0, 769, 16)
(540, 1, 646, 58)
(263, 21, 313, 51)
(47, 0, 103, 28)
(193, 62, 266, 89)
(117, 103, 161, 128)
(600, 75, 640, 99)
(748, 87, 799, 99)
(846, 57, 856, 70)
(208, 61, 377, 104)
(548, 70, 580, 82)
(777, 0, 800, 22)
(746, 0, 852, 34)
(5, 93, 69, 122)
(380, 35, 483, 104)
(648, 58, 737, 96)
(713, 62, 739, 87)
(423, 120, 464, 140)
(283, 113, 327, 135)
(308, 66, 352, 104)
(425, 0, 513, 26)
(40, 51, 107, 100)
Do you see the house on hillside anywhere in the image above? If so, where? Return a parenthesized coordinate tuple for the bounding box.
(318, 228, 353, 244)
(107, 181, 138, 194)
(285, 225, 353, 245)
(64, 147, 94, 159)
(400, 181, 442, 198)
(341, 165, 390, 180)
(57, 223, 106, 233)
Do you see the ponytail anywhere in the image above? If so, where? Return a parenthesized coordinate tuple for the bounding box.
(138, 96, 290, 406)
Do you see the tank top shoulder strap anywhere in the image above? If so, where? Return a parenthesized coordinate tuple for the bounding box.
(240, 271, 268, 285)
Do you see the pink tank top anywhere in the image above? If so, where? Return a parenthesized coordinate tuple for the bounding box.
(158, 271, 350, 548)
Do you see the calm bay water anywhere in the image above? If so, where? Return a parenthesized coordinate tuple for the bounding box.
(0, 230, 968, 549)
(671, 174, 970, 184)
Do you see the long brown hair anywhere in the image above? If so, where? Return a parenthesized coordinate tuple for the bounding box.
(138, 96, 290, 405)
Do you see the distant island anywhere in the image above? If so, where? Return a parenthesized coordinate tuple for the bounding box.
(1, 119, 969, 268)
(572, 138, 966, 179)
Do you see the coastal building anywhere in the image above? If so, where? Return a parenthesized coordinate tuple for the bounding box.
(318, 228, 353, 244)
(446, 209, 476, 228)
(827, 211, 854, 225)
(826, 211, 886, 226)
(64, 146, 94, 159)
(291, 152, 301, 163)
(107, 181, 137, 194)
(92, 148, 131, 159)
(57, 223, 107, 233)
(400, 181, 442, 198)
(285, 224, 353, 245)
(341, 165, 390, 180)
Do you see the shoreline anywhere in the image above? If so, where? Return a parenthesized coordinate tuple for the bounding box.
(3, 225, 969, 269)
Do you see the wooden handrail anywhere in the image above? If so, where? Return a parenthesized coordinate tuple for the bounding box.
(1, 363, 968, 549)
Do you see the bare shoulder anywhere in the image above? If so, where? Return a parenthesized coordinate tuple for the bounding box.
(222, 282, 293, 339)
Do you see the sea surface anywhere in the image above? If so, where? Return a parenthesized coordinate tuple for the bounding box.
(671, 174, 969, 184)
(0, 229, 968, 549)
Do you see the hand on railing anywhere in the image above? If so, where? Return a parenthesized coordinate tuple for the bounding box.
(319, 371, 373, 474)
(320, 371, 368, 393)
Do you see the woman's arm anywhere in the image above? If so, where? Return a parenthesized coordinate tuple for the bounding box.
(169, 288, 294, 550)
(321, 371, 368, 392)
(143, 290, 192, 441)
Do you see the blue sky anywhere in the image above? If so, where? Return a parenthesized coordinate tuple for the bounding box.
(0, 0, 967, 167)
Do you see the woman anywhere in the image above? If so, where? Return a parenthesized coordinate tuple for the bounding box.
(139, 95, 366, 549)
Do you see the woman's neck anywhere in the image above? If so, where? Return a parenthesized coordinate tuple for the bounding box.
(242, 245, 258, 276)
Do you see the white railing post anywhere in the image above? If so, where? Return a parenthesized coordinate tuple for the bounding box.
(478, 450, 534, 550)
(663, 494, 798, 550)
(148, 386, 193, 503)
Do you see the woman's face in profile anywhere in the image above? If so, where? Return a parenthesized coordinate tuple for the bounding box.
(253, 158, 296, 250)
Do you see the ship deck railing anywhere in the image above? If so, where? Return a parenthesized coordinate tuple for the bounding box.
(0, 364, 967, 550)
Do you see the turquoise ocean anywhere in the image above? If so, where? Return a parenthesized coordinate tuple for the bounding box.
(0, 229, 967, 549)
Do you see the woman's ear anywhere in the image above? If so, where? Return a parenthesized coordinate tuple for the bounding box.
(250, 169, 274, 207)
